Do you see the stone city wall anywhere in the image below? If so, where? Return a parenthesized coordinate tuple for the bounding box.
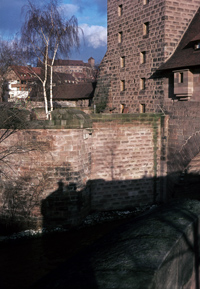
(161, 101, 200, 196)
(90, 113, 167, 210)
(0, 109, 166, 230)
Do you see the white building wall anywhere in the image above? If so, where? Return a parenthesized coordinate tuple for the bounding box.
(8, 80, 29, 100)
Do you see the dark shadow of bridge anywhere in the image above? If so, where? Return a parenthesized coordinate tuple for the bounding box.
(28, 172, 200, 289)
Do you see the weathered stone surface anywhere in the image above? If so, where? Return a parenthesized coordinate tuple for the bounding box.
(51, 108, 92, 129)
(94, 0, 200, 113)
(0, 111, 168, 229)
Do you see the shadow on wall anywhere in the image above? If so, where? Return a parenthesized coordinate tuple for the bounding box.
(1, 169, 200, 234)
(40, 172, 164, 230)
(40, 170, 200, 230)
(41, 180, 91, 230)
(31, 199, 200, 289)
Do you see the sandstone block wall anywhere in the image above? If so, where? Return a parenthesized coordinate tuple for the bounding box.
(0, 108, 93, 229)
(160, 101, 200, 196)
(90, 114, 167, 211)
(0, 127, 92, 229)
(0, 109, 167, 230)
(94, 0, 200, 113)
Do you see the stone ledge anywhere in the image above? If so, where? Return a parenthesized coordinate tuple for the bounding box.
(0, 108, 93, 129)
(91, 113, 164, 124)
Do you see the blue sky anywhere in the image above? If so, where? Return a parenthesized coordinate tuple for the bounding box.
(0, 0, 107, 63)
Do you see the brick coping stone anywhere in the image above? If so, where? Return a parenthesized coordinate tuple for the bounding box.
(32, 199, 200, 289)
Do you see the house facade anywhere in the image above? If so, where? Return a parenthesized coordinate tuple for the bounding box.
(4, 66, 41, 101)
(94, 0, 200, 113)
(52, 58, 96, 83)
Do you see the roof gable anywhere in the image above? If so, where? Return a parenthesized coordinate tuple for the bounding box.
(159, 8, 200, 71)
(9, 65, 41, 80)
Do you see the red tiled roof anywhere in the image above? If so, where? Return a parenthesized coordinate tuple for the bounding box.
(53, 82, 96, 100)
(53, 72, 76, 82)
(10, 65, 41, 80)
(53, 59, 91, 68)
(74, 72, 85, 78)
(73, 72, 93, 81)
(159, 8, 200, 71)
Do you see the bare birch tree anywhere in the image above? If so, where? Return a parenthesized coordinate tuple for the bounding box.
(21, 0, 80, 119)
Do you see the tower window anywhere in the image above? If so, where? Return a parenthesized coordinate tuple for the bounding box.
(118, 32, 123, 43)
(143, 22, 149, 36)
(120, 56, 125, 68)
(120, 80, 125, 91)
(194, 42, 200, 50)
(140, 51, 146, 64)
(143, 0, 149, 5)
(118, 5, 122, 16)
(140, 78, 145, 90)
(120, 103, 125, 113)
(178, 72, 184, 83)
(140, 103, 146, 113)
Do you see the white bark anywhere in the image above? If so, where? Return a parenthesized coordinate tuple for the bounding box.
(44, 46, 49, 119)
(49, 43, 59, 116)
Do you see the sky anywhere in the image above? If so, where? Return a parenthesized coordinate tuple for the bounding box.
(0, 0, 107, 63)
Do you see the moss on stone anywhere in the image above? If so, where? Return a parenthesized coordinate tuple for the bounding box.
(51, 108, 92, 129)
(91, 113, 163, 124)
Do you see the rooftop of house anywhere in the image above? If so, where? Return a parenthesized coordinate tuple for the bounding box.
(159, 8, 200, 71)
(53, 82, 96, 100)
(9, 65, 41, 80)
(73, 72, 94, 81)
(53, 72, 76, 83)
(52, 58, 94, 68)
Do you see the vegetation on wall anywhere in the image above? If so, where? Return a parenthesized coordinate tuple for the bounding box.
(95, 96, 108, 113)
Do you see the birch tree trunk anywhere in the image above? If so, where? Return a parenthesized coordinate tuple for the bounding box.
(49, 44, 58, 117)
(44, 46, 49, 119)
(50, 65, 53, 114)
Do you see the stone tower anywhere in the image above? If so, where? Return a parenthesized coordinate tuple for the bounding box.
(94, 0, 200, 113)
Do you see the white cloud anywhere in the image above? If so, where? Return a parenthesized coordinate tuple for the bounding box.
(80, 24, 107, 49)
(59, 4, 80, 18)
